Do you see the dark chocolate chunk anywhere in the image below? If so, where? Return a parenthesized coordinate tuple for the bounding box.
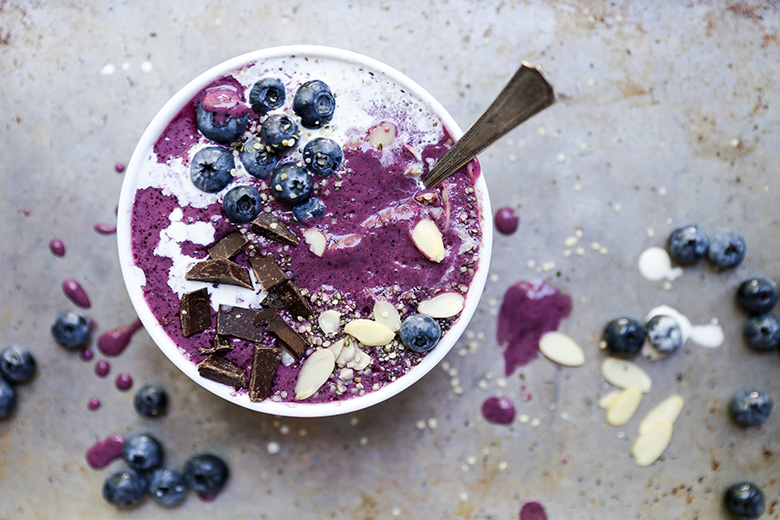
(249, 254, 288, 292)
(199, 335, 235, 355)
(248, 345, 281, 402)
(216, 305, 266, 343)
(276, 280, 312, 317)
(250, 212, 299, 245)
(252, 308, 278, 327)
(197, 354, 246, 388)
(180, 287, 211, 337)
(261, 291, 286, 311)
(185, 258, 253, 290)
(208, 231, 249, 260)
(267, 316, 308, 359)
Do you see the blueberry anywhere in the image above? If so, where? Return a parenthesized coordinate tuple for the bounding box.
(248, 77, 285, 115)
(0, 344, 36, 384)
(708, 230, 746, 269)
(743, 314, 780, 351)
(603, 317, 646, 357)
(399, 314, 441, 353)
(122, 433, 164, 472)
(102, 468, 148, 509)
(302, 137, 343, 177)
(0, 377, 17, 418)
(667, 224, 709, 264)
(730, 388, 773, 426)
(134, 384, 168, 417)
(51, 310, 91, 349)
(737, 277, 779, 315)
(222, 185, 262, 223)
(195, 86, 249, 144)
(724, 482, 765, 519)
(293, 80, 336, 128)
(269, 163, 313, 205)
(292, 197, 325, 223)
(260, 114, 300, 154)
(645, 315, 683, 356)
(184, 454, 229, 497)
(190, 146, 235, 193)
(240, 139, 279, 179)
(148, 468, 187, 507)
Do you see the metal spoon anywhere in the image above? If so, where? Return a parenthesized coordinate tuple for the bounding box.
(421, 63, 555, 189)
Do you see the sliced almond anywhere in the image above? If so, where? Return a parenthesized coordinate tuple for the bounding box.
(303, 228, 327, 257)
(605, 387, 643, 426)
(600, 357, 652, 393)
(294, 349, 335, 401)
(344, 319, 395, 346)
(411, 219, 445, 263)
(418, 292, 465, 319)
(348, 348, 372, 371)
(327, 338, 346, 359)
(317, 310, 341, 335)
(538, 331, 585, 367)
(368, 121, 397, 149)
(373, 301, 401, 332)
(638, 395, 684, 435)
(630, 419, 673, 467)
(335, 341, 357, 367)
(598, 390, 623, 410)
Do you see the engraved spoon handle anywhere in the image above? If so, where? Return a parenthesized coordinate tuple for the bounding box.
(422, 63, 555, 189)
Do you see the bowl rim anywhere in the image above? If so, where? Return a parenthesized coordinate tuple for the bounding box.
(117, 44, 493, 417)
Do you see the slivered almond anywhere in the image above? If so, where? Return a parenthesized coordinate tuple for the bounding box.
(344, 319, 395, 346)
(598, 390, 623, 410)
(638, 395, 684, 434)
(335, 341, 357, 367)
(294, 349, 336, 400)
(327, 338, 346, 359)
(600, 357, 652, 393)
(373, 301, 401, 332)
(631, 419, 673, 467)
(411, 219, 445, 263)
(605, 387, 643, 426)
(348, 348, 372, 371)
(538, 331, 585, 367)
(418, 292, 465, 319)
(317, 310, 341, 335)
(368, 121, 397, 149)
(303, 228, 327, 257)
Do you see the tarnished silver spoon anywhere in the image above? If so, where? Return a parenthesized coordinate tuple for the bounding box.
(422, 63, 555, 189)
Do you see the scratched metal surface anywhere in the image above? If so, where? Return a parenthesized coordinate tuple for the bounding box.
(1, 1, 779, 518)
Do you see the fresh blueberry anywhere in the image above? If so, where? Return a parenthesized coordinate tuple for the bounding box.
(724, 481, 765, 519)
(51, 310, 91, 350)
(133, 384, 168, 417)
(260, 114, 300, 154)
(195, 86, 249, 144)
(222, 185, 262, 223)
(190, 146, 235, 193)
(148, 468, 187, 507)
(603, 317, 646, 357)
(708, 230, 746, 269)
(240, 139, 279, 179)
(184, 454, 229, 497)
(743, 314, 780, 351)
(730, 388, 773, 426)
(737, 277, 779, 315)
(0, 377, 17, 418)
(102, 468, 148, 509)
(122, 433, 164, 472)
(293, 80, 336, 128)
(292, 197, 325, 223)
(248, 77, 285, 115)
(645, 315, 683, 356)
(302, 137, 343, 177)
(667, 225, 709, 264)
(269, 163, 313, 205)
(0, 344, 36, 384)
(399, 314, 441, 353)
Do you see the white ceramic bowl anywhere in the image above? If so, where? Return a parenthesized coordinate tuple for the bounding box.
(117, 45, 492, 417)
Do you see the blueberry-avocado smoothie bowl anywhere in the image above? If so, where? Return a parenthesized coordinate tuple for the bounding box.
(117, 45, 492, 417)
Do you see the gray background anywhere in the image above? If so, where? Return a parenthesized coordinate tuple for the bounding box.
(2, 1, 779, 518)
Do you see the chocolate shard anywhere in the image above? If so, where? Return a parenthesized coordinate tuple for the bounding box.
(199, 334, 235, 355)
(208, 231, 249, 260)
(250, 212, 299, 246)
(216, 305, 266, 343)
(180, 287, 211, 337)
(261, 291, 286, 311)
(185, 258, 253, 290)
(276, 280, 312, 318)
(249, 254, 288, 292)
(253, 308, 278, 327)
(197, 354, 246, 388)
(249, 345, 281, 402)
(267, 316, 308, 359)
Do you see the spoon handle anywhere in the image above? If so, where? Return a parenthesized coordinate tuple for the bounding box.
(422, 63, 555, 189)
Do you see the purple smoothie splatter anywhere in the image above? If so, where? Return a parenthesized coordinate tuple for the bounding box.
(497, 281, 572, 375)
(481, 396, 516, 424)
(115, 163, 126, 173)
(62, 279, 91, 308)
(115, 373, 133, 391)
(94, 223, 117, 234)
(49, 239, 66, 257)
(95, 360, 110, 378)
(87, 397, 101, 411)
(80, 348, 94, 362)
(98, 319, 143, 357)
(519, 501, 547, 520)
(86, 434, 125, 469)
(495, 207, 519, 235)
